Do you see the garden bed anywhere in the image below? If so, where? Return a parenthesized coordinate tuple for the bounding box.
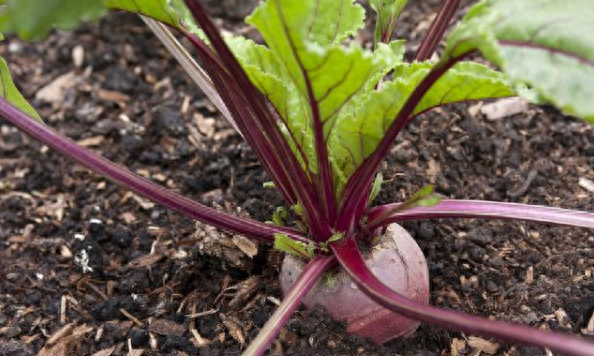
(1, 1, 593, 355)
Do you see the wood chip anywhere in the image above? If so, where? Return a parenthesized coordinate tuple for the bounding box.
(59, 245, 72, 258)
(190, 329, 209, 347)
(187, 309, 218, 319)
(38, 324, 92, 356)
(127, 253, 164, 269)
(91, 347, 115, 356)
(36, 72, 77, 105)
(97, 89, 130, 106)
(468, 336, 499, 355)
(450, 338, 466, 356)
(94, 326, 104, 342)
(554, 308, 572, 328)
(126, 339, 144, 356)
(480, 97, 528, 120)
(120, 309, 143, 327)
(525, 266, 534, 285)
(579, 177, 594, 194)
(229, 276, 261, 308)
(85, 281, 108, 301)
(181, 95, 191, 115)
(581, 309, 594, 335)
(76, 136, 105, 147)
(120, 212, 137, 224)
(148, 319, 186, 337)
(72, 45, 85, 68)
(46, 323, 74, 345)
(105, 320, 132, 339)
(219, 314, 245, 345)
(60, 295, 67, 324)
(232, 235, 258, 258)
(148, 330, 158, 350)
(194, 112, 216, 138)
(189, 304, 210, 347)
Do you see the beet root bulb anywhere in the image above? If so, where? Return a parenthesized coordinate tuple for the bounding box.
(280, 224, 430, 344)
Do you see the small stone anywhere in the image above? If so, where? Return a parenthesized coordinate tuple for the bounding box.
(480, 97, 528, 120)
(467, 227, 493, 244)
(279, 328, 299, 347)
(0, 341, 33, 356)
(417, 221, 435, 240)
(0, 326, 21, 338)
(112, 226, 132, 247)
(486, 280, 499, 293)
(89, 220, 106, 239)
(129, 328, 149, 348)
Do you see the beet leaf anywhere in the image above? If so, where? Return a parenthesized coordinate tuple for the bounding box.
(445, 0, 594, 121)
(0, 0, 106, 40)
(0, 44, 39, 120)
(370, 0, 409, 44)
(331, 61, 514, 195)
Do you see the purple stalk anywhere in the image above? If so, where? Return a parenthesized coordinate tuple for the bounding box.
(143, 17, 306, 207)
(199, 54, 298, 206)
(378, 11, 398, 44)
(414, 0, 462, 62)
(0, 98, 309, 243)
(365, 199, 594, 232)
(182, 29, 300, 206)
(183, 26, 326, 234)
(331, 238, 594, 356)
(337, 53, 468, 233)
(274, 1, 337, 227)
(198, 45, 328, 239)
(242, 255, 336, 356)
(140, 16, 237, 131)
(183, 0, 332, 238)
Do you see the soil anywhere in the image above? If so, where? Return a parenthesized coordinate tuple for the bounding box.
(1, 1, 594, 356)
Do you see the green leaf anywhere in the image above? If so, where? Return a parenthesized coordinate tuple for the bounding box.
(370, 0, 409, 44)
(249, 0, 365, 49)
(327, 232, 345, 243)
(107, 0, 178, 27)
(0, 0, 107, 41)
(0, 57, 40, 121)
(238, 0, 371, 174)
(274, 234, 314, 258)
(330, 61, 514, 189)
(247, 0, 368, 132)
(370, 185, 441, 224)
(271, 206, 288, 226)
(445, 0, 594, 122)
(228, 0, 404, 180)
(410, 185, 441, 207)
(107, 0, 204, 38)
(367, 173, 383, 205)
(324, 273, 337, 288)
(263, 181, 276, 189)
(0, 0, 204, 41)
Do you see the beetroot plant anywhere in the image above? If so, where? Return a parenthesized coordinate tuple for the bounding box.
(1, 0, 594, 355)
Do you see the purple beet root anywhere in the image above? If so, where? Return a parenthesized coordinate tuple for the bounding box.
(280, 224, 430, 344)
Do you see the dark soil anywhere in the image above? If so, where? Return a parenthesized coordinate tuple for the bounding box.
(1, 1, 594, 356)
